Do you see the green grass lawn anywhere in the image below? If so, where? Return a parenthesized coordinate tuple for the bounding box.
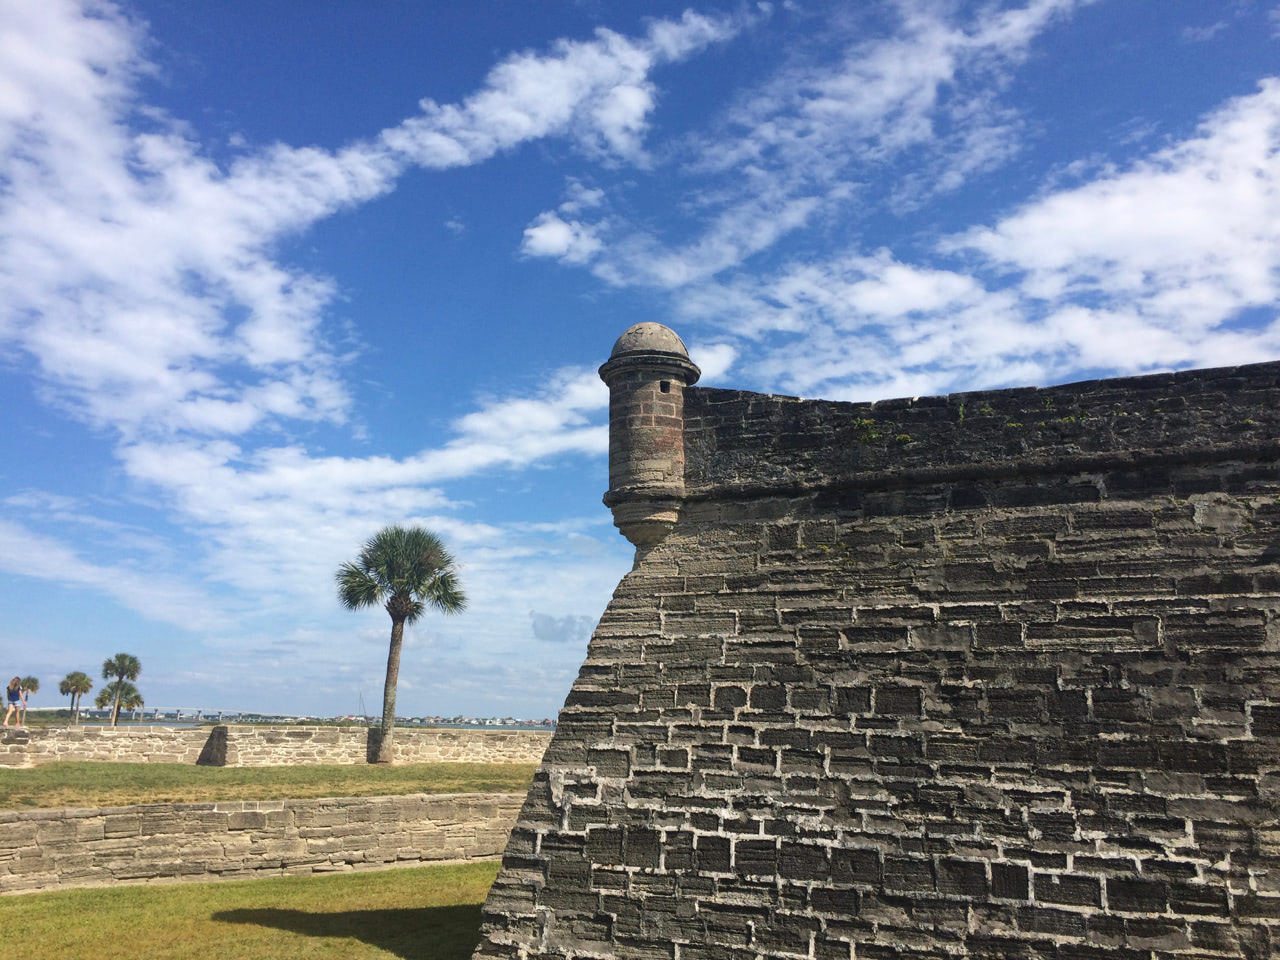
(4, 711, 69, 728)
(0, 860, 500, 960)
(0, 761, 537, 810)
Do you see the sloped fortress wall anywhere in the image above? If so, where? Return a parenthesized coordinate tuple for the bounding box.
(475, 325, 1280, 960)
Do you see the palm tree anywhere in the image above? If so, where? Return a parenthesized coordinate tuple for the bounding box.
(59, 672, 94, 725)
(18, 676, 38, 723)
(95, 681, 140, 713)
(121, 686, 145, 723)
(101, 653, 141, 727)
(336, 525, 466, 763)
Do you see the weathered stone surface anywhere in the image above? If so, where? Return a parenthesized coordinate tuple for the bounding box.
(475, 352, 1280, 959)
(0, 793, 522, 894)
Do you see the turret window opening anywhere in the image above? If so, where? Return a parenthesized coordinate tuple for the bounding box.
(660, 381, 671, 394)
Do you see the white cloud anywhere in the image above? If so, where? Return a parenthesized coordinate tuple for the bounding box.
(688, 342, 737, 383)
(951, 78, 1280, 332)
(678, 251, 1031, 398)
(380, 12, 741, 169)
(521, 211, 604, 263)
(559, 180, 605, 214)
(437, 367, 608, 469)
(550, 0, 1091, 290)
(104, 365, 609, 621)
(520, 179, 612, 264)
(672, 78, 1280, 400)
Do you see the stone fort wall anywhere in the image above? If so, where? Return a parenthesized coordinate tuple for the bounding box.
(475, 328, 1280, 960)
(1, 792, 522, 894)
(0, 725, 550, 768)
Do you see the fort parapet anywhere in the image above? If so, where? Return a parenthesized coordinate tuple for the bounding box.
(475, 324, 1280, 959)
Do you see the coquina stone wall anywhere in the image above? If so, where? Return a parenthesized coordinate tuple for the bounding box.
(0, 725, 213, 767)
(475, 328, 1280, 960)
(0, 792, 522, 894)
(0, 725, 550, 768)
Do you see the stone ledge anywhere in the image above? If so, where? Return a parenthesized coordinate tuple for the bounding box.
(0, 726, 551, 768)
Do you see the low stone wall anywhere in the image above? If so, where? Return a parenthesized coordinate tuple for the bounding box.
(0, 725, 551, 768)
(0, 792, 523, 894)
(0, 725, 211, 767)
(224, 727, 550, 766)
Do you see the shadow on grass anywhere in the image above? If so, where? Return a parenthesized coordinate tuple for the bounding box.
(212, 904, 483, 960)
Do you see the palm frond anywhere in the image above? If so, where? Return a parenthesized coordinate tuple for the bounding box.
(336, 561, 383, 610)
(424, 568, 467, 615)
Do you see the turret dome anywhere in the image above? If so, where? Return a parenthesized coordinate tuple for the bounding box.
(608, 322, 692, 361)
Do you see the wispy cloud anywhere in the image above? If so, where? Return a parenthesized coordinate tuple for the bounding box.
(380, 10, 743, 169)
(1182, 21, 1230, 44)
(0, 518, 229, 631)
(950, 78, 1280, 328)
(522, 0, 1092, 285)
(112, 364, 609, 608)
(673, 77, 1280, 400)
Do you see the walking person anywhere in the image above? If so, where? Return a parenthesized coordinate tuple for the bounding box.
(4, 677, 24, 727)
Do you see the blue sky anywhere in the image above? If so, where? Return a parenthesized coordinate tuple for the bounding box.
(2, 0, 1278, 719)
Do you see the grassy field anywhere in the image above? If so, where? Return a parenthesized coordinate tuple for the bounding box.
(3, 710, 70, 728)
(0, 761, 537, 810)
(0, 860, 499, 960)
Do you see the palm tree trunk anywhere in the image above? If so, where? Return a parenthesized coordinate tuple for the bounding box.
(110, 681, 122, 727)
(376, 617, 405, 763)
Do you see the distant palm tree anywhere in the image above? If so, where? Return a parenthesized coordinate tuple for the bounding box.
(59, 672, 94, 724)
(18, 676, 38, 724)
(101, 654, 141, 727)
(121, 686, 145, 722)
(95, 681, 140, 712)
(336, 525, 466, 763)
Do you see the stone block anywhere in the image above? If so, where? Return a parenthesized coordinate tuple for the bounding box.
(1106, 876, 1167, 913)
